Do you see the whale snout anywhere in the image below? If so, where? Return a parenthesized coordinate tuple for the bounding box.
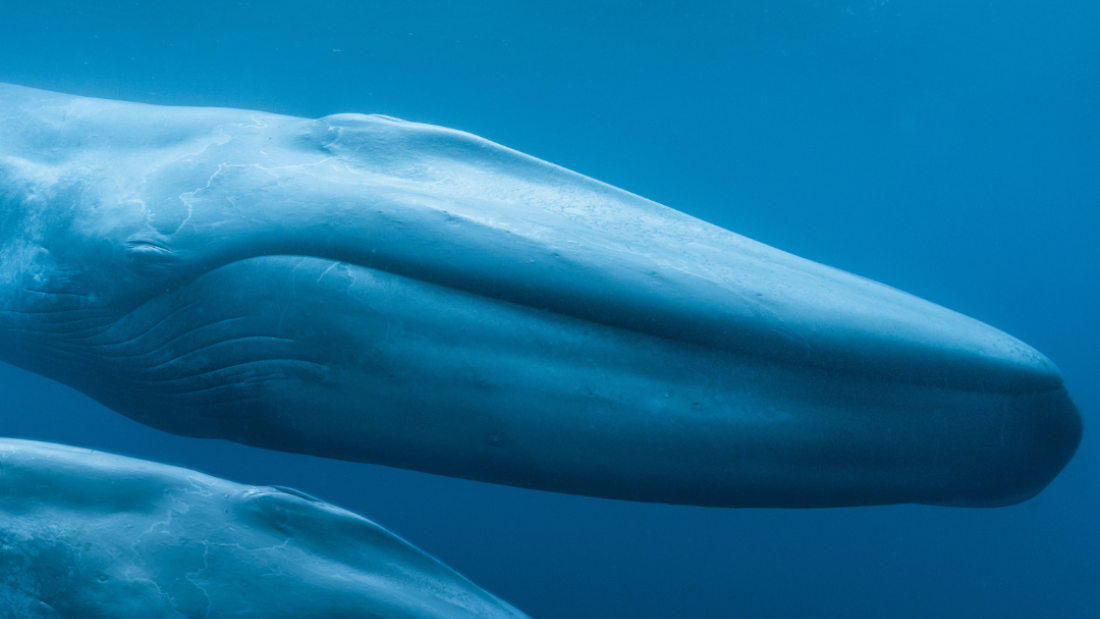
(966, 385, 1082, 506)
(687, 262, 1085, 507)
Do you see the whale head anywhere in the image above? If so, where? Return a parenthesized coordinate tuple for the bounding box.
(0, 83, 1081, 507)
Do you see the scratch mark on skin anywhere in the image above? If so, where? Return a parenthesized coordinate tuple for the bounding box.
(275, 258, 309, 336)
(175, 163, 226, 235)
(184, 541, 213, 619)
(316, 261, 339, 284)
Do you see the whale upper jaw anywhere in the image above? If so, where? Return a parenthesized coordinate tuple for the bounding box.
(0, 82, 1083, 508)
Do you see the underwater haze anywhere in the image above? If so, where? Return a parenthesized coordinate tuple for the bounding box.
(0, 0, 1097, 617)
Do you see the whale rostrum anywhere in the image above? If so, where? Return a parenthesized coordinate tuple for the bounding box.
(0, 83, 1081, 507)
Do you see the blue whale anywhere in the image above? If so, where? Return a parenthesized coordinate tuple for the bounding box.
(0, 438, 529, 618)
(0, 84, 1081, 507)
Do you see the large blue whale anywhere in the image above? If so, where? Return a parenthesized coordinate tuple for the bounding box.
(0, 84, 1081, 507)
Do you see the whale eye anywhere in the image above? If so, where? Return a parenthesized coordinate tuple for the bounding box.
(125, 239, 173, 255)
(125, 238, 179, 272)
(268, 485, 321, 502)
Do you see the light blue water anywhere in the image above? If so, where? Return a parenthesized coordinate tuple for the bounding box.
(1, 1, 1097, 617)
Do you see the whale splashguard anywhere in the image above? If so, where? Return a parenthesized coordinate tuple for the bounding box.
(0, 83, 1082, 507)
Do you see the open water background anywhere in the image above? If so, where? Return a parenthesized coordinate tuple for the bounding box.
(0, 1, 1097, 617)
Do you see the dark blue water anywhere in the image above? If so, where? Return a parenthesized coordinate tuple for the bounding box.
(1, 1, 1097, 616)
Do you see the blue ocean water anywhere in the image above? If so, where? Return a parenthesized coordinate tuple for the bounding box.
(0, 0, 1096, 616)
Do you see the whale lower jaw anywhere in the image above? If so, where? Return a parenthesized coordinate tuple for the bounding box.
(1, 255, 1081, 508)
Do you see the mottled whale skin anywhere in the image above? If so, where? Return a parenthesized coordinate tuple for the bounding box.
(0, 83, 1081, 507)
(0, 438, 529, 619)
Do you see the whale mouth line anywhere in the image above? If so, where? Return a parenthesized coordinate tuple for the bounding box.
(0, 250, 1064, 401)
(1, 252, 1048, 405)
(190, 252, 1069, 398)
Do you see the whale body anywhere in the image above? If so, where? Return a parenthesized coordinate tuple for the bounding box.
(0, 83, 1081, 507)
(0, 438, 528, 619)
